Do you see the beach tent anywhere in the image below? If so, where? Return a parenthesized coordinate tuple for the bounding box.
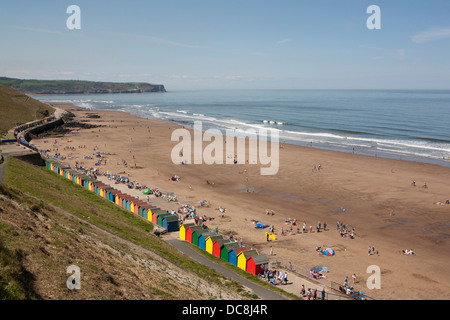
(237, 249, 259, 271)
(311, 266, 328, 273)
(265, 232, 277, 241)
(228, 247, 248, 266)
(142, 188, 151, 195)
(255, 222, 265, 229)
(322, 248, 335, 256)
(213, 239, 229, 258)
(247, 254, 269, 275)
(179, 223, 195, 241)
(205, 235, 223, 255)
(220, 242, 241, 262)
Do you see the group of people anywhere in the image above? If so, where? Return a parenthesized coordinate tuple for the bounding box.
(262, 269, 289, 286)
(337, 221, 356, 239)
(280, 220, 327, 235)
(300, 285, 325, 300)
(402, 249, 415, 255)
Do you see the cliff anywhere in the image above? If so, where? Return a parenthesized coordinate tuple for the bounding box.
(0, 77, 166, 94)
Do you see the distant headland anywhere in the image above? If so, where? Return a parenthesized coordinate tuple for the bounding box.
(0, 77, 166, 94)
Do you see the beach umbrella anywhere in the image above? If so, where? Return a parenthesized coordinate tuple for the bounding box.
(322, 248, 335, 256)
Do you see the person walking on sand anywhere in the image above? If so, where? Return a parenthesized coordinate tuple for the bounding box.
(368, 247, 372, 256)
(352, 273, 357, 284)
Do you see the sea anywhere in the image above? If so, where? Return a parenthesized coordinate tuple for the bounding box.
(33, 89, 450, 167)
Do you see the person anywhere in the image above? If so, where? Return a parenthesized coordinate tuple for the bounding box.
(301, 284, 306, 297)
(321, 289, 326, 300)
(323, 221, 327, 231)
(307, 289, 312, 300)
(352, 273, 356, 284)
(368, 247, 372, 256)
(313, 289, 317, 300)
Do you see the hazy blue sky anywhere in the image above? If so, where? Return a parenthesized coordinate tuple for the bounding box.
(1, 0, 450, 90)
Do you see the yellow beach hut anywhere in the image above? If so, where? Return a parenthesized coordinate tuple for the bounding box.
(179, 223, 195, 240)
(205, 235, 223, 255)
(236, 249, 259, 271)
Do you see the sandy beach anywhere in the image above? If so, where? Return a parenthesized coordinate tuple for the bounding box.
(32, 102, 450, 300)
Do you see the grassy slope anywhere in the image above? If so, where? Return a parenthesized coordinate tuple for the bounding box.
(0, 83, 54, 136)
(2, 157, 256, 299)
(0, 182, 232, 300)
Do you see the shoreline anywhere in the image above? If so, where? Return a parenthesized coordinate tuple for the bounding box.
(34, 102, 450, 300)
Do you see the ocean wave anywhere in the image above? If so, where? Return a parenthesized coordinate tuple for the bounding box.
(263, 120, 286, 125)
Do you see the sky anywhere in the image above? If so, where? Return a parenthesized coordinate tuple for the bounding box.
(1, 0, 450, 90)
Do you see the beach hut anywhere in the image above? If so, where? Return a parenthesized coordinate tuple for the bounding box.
(205, 235, 223, 255)
(185, 226, 205, 244)
(144, 205, 160, 221)
(102, 187, 114, 199)
(162, 215, 179, 232)
(198, 231, 214, 250)
(145, 206, 160, 220)
(152, 210, 165, 224)
(237, 249, 259, 271)
(179, 223, 195, 241)
(213, 238, 229, 258)
(137, 203, 150, 219)
(228, 247, 248, 267)
(246, 254, 269, 275)
(157, 212, 172, 227)
(220, 242, 241, 262)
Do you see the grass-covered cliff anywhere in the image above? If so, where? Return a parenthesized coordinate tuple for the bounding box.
(0, 84, 55, 136)
(0, 77, 166, 95)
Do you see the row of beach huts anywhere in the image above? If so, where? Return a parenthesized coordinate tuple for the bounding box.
(44, 158, 269, 275)
(12, 114, 272, 279)
(43, 158, 180, 232)
(44, 157, 270, 276)
(179, 223, 270, 276)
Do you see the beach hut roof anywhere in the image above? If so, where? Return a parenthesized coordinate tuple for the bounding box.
(187, 226, 207, 233)
(222, 241, 240, 250)
(163, 215, 178, 222)
(214, 238, 228, 247)
(239, 249, 259, 260)
(196, 229, 212, 236)
(231, 247, 248, 254)
(250, 254, 269, 264)
(207, 235, 223, 242)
